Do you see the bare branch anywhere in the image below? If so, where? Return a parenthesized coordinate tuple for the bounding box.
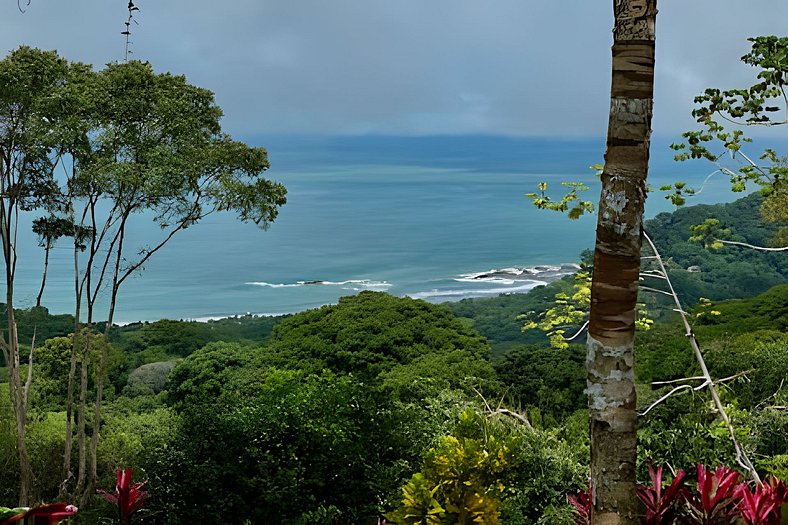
(491, 408, 533, 430)
(639, 385, 694, 416)
(117, 201, 204, 287)
(690, 168, 723, 197)
(23, 327, 35, 411)
(639, 285, 675, 297)
(564, 319, 589, 342)
(755, 378, 785, 410)
(642, 231, 761, 482)
(735, 149, 775, 181)
(716, 239, 788, 252)
(471, 386, 533, 431)
(651, 376, 706, 387)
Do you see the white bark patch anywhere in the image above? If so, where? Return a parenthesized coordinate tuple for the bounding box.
(586, 383, 617, 410)
(586, 335, 636, 411)
(606, 190, 628, 216)
(587, 335, 631, 361)
(588, 366, 636, 381)
(601, 189, 630, 232)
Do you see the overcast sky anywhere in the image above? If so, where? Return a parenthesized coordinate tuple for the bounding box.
(3, 1, 788, 139)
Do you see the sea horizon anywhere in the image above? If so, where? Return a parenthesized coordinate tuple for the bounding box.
(6, 134, 742, 324)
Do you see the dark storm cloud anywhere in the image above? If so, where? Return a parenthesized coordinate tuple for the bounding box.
(3, 1, 788, 137)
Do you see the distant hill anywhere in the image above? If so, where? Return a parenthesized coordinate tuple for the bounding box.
(645, 192, 787, 304)
(447, 192, 786, 353)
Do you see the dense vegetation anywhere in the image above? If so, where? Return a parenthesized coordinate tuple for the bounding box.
(448, 193, 787, 356)
(0, 193, 786, 523)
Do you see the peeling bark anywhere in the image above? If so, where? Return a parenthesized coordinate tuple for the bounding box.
(587, 1, 657, 523)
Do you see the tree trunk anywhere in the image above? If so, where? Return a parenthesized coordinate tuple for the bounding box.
(61, 232, 82, 497)
(75, 331, 90, 501)
(6, 292, 34, 506)
(1, 196, 34, 505)
(86, 216, 126, 500)
(35, 242, 51, 308)
(587, 1, 657, 523)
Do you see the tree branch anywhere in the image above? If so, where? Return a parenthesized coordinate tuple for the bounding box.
(23, 327, 35, 412)
(642, 231, 761, 483)
(716, 239, 788, 251)
(564, 320, 589, 342)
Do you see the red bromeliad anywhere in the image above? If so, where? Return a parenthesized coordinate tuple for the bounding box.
(636, 464, 689, 525)
(567, 487, 591, 525)
(0, 503, 78, 525)
(567, 464, 788, 525)
(736, 476, 788, 525)
(97, 468, 149, 525)
(682, 465, 741, 524)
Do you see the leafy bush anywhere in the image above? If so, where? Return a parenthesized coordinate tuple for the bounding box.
(389, 409, 586, 525)
(159, 369, 414, 524)
(125, 361, 178, 395)
(258, 291, 493, 382)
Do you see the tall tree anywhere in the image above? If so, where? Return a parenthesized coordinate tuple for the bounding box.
(586, 1, 657, 523)
(0, 47, 82, 505)
(59, 59, 288, 501)
(32, 215, 89, 308)
(671, 35, 788, 250)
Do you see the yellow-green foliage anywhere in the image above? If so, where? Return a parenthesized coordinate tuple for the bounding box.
(759, 455, 788, 482)
(520, 272, 590, 350)
(388, 407, 587, 524)
(389, 410, 513, 525)
(521, 269, 653, 349)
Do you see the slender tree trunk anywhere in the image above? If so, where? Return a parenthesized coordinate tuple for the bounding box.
(75, 331, 90, 501)
(6, 290, 34, 506)
(76, 200, 100, 499)
(35, 242, 51, 308)
(587, 1, 657, 523)
(61, 230, 82, 497)
(86, 215, 126, 499)
(1, 196, 34, 505)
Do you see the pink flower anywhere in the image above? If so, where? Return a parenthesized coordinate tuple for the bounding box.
(1, 503, 78, 525)
(737, 476, 788, 525)
(97, 468, 149, 525)
(636, 464, 688, 525)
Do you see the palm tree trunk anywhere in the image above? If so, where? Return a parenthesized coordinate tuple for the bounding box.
(587, 1, 657, 523)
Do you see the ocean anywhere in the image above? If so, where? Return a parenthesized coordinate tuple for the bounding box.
(9, 135, 736, 323)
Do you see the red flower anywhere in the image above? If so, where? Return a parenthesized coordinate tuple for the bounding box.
(737, 476, 788, 525)
(636, 464, 688, 525)
(97, 468, 149, 525)
(567, 487, 591, 525)
(685, 464, 741, 524)
(1, 503, 78, 525)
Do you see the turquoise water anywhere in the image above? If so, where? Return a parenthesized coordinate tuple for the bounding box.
(10, 136, 734, 323)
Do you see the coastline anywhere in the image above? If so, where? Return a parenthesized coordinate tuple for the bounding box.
(114, 262, 581, 326)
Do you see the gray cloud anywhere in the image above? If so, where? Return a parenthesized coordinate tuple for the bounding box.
(3, 1, 788, 138)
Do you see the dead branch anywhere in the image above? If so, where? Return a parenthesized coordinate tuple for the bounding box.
(651, 376, 706, 388)
(640, 385, 695, 416)
(642, 231, 761, 483)
(755, 379, 785, 410)
(491, 408, 533, 430)
(564, 320, 590, 342)
(471, 386, 533, 431)
(716, 239, 788, 252)
(23, 327, 35, 411)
